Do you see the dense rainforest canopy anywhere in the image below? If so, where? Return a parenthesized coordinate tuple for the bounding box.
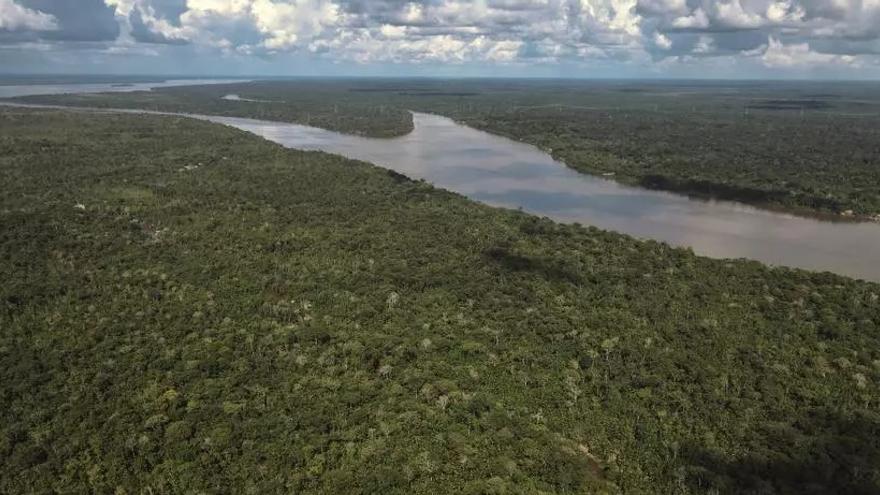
(14, 79, 880, 218)
(1, 108, 879, 493)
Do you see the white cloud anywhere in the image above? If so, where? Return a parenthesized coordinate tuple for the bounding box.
(0, 0, 57, 31)
(379, 24, 406, 40)
(580, 0, 643, 38)
(0, 0, 855, 72)
(250, 0, 340, 50)
(714, 0, 765, 29)
(693, 34, 715, 53)
(766, 0, 805, 23)
(111, 0, 646, 63)
(654, 31, 672, 49)
(671, 7, 710, 28)
(186, 0, 251, 17)
(761, 36, 856, 67)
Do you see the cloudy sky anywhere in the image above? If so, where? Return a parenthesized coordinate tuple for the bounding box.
(1, 0, 879, 78)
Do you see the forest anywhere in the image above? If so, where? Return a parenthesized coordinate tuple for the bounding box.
(12, 78, 880, 218)
(2, 107, 879, 493)
(12, 80, 414, 138)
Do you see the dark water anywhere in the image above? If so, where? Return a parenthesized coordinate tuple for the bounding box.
(200, 112, 880, 282)
(2, 82, 880, 282)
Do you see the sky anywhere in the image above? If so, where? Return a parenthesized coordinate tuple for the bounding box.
(1, 0, 880, 79)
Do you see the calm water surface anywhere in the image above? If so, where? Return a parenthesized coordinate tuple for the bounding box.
(0, 79, 247, 98)
(3, 83, 880, 282)
(201, 113, 880, 282)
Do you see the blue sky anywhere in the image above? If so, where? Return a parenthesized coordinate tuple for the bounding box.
(2, 0, 879, 79)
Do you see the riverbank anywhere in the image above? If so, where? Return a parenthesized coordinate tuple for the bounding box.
(10, 80, 414, 138)
(470, 122, 880, 224)
(6, 101, 880, 281)
(2, 107, 879, 493)
(6, 100, 880, 281)
(12, 79, 880, 220)
(443, 106, 880, 222)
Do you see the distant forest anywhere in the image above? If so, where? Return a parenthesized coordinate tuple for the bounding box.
(16, 78, 880, 218)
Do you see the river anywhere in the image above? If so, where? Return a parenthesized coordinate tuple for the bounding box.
(0, 79, 247, 98)
(3, 81, 880, 282)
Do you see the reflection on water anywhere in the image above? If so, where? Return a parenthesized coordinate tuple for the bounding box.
(221, 94, 272, 103)
(0, 79, 247, 98)
(2, 84, 878, 281)
(199, 112, 880, 282)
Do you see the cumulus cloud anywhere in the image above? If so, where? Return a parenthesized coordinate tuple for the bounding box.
(760, 35, 856, 67)
(765, 0, 804, 23)
(671, 7, 710, 28)
(713, 0, 765, 28)
(653, 30, 672, 48)
(90, 0, 651, 63)
(1, 0, 879, 73)
(0, 0, 57, 31)
(693, 34, 715, 53)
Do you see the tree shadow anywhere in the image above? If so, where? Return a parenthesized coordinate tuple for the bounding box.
(681, 408, 880, 494)
(484, 246, 582, 285)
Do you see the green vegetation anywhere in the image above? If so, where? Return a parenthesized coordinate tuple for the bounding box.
(15, 79, 880, 218)
(427, 83, 880, 220)
(0, 75, 167, 86)
(2, 107, 880, 493)
(13, 80, 413, 138)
